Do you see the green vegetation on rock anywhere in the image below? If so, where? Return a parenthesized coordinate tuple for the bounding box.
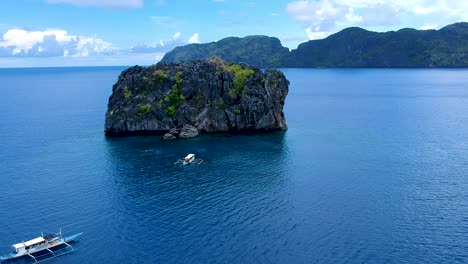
(217, 98, 226, 110)
(164, 71, 184, 117)
(165, 105, 176, 117)
(137, 103, 152, 118)
(223, 64, 255, 98)
(153, 70, 168, 84)
(123, 87, 132, 100)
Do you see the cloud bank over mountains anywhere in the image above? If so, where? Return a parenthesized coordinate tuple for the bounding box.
(0, 0, 467, 66)
(287, 0, 468, 39)
(0, 28, 201, 59)
(0, 29, 112, 57)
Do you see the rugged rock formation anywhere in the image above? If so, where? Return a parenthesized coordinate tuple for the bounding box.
(163, 133, 176, 140)
(104, 58, 289, 138)
(178, 124, 199, 138)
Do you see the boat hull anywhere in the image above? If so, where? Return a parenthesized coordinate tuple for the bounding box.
(64, 232, 83, 243)
(1, 232, 82, 262)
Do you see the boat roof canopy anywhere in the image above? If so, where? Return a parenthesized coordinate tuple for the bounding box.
(43, 234, 56, 240)
(12, 243, 24, 249)
(23, 237, 45, 247)
(185, 154, 194, 159)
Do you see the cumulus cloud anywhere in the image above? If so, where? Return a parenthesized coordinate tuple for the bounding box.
(305, 28, 328, 40)
(0, 28, 113, 57)
(287, 0, 364, 40)
(412, 5, 436, 15)
(130, 31, 191, 53)
(131, 32, 202, 54)
(46, 0, 143, 8)
(188, 33, 200, 44)
(420, 24, 438, 30)
(287, 0, 468, 40)
(172, 32, 181, 40)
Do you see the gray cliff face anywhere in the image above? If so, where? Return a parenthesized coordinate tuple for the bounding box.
(104, 58, 289, 137)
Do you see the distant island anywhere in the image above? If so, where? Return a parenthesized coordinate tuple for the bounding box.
(161, 22, 468, 68)
(105, 58, 289, 138)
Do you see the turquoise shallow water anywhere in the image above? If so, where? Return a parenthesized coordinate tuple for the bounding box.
(0, 67, 468, 263)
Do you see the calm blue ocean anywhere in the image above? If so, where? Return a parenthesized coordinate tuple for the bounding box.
(1, 67, 468, 264)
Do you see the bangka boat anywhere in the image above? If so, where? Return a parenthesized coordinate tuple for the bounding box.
(183, 153, 195, 165)
(174, 153, 203, 165)
(0, 230, 82, 263)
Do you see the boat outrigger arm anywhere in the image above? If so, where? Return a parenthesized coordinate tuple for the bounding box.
(0, 231, 83, 263)
(174, 158, 203, 165)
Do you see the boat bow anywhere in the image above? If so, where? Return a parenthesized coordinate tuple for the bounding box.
(64, 232, 83, 243)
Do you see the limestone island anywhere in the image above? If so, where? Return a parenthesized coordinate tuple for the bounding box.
(104, 58, 289, 139)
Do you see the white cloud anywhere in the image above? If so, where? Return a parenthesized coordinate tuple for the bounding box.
(286, 0, 358, 40)
(188, 33, 200, 44)
(173, 32, 181, 40)
(0, 28, 113, 57)
(305, 27, 329, 40)
(287, 0, 468, 40)
(46, 0, 143, 8)
(420, 24, 438, 30)
(412, 6, 436, 15)
(130, 32, 185, 53)
(131, 32, 202, 54)
(345, 9, 363, 24)
(287, 0, 368, 40)
(73, 36, 113, 57)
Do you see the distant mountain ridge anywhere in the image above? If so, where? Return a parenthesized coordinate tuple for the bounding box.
(161, 35, 289, 68)
(161, 22, 468, 68)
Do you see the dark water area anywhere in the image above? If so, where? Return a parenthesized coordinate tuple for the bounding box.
(1, 67, 468, 263)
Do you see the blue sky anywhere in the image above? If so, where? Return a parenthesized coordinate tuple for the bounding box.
(0, 0, 467, 67)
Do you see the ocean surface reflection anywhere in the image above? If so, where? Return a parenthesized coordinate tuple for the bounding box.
(1, 68, 468, 263)
(103, 133, 293, 262)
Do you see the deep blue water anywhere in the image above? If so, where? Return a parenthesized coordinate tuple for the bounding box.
(1, 67, 468, 263)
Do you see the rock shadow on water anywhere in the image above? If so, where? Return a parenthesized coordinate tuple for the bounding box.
(102, 131, 293, 217)
(102, 131, 295, 261)
(103, 131, 291, 193)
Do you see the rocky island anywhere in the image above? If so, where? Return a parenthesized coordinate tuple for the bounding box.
(104, 58, 289, 138)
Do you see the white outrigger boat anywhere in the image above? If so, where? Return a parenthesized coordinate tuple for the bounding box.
(0, 230, 82, 263)
(174, 153, 203, 165)
(183, 153, 195, 165)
